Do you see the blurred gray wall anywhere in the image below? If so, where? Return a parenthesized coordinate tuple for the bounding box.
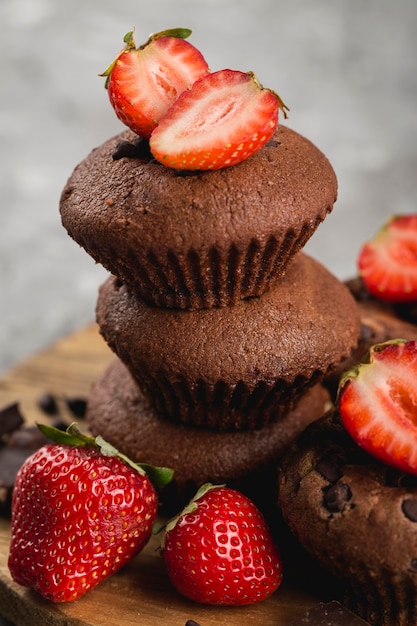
(1, 0, 417, 372)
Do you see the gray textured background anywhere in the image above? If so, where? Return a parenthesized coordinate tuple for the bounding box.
(1, 0, 417, 375)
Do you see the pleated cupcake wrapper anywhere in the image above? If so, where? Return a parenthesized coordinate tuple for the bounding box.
(343, 568, 417, 626)
(121, 366, 325, 431)
(84, 216, 326, 310)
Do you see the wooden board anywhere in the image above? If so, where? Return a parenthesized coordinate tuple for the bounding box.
(0, 325, 319, 625)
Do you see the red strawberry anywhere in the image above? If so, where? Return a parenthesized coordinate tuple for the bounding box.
(358, 214, 417, 303)
(338, 339, 417, 474)
(149, 68, 289, 170)
(8, 423, 172, 603)
(161, 483, 283, 605)
(102, 28, 209, 139)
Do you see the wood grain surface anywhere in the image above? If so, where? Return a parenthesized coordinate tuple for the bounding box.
(0, 325, 318, 625)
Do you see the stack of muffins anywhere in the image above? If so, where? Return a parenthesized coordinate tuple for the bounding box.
(59, 124, 360, 515)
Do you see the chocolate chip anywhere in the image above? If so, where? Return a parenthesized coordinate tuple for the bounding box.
(402, 499, 417, 522)
(65, 397, 87, 418)
(385, 468, 417, 488)
(360, 322, 377, 343)
(112, 136, 152, 160)
(185, 621, 201, 626)
(323, 482, 352, 512)
(0, 402, 24, 438)
(316, 459, 342, 483)
(37, 393, 58, 415)
(345, 276, 372, 302)
(395, 302, 417, 325)
(410, 558, 417, 571)
(286, 600, 371, 625)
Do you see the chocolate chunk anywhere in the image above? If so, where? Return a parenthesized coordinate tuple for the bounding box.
(402, 498, 417, 522)
(0, 402, 24, 438)
(316, 459, 342, 483)
(360, 322, 377, 343)
(65, 397, 87, 418)
(323, 483, 352, 513)
(0, 420, 68, 515)
(385, 467, 417, 488)
(185, 621, 201, 626)
(287, 601, 370, 625)
(345, 276, 372, 302)
(112, 136, 152, 160)
(37, 392, 58, 415)
(395, 302, 417, 325)
(0, 446, 34, 514)
(8, 420, 66, 450)
(410, 558, 417, 571)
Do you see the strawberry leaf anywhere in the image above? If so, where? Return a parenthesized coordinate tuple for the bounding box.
(36, 422, 173, 490)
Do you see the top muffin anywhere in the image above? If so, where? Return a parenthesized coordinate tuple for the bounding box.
(60, 124, 337, 309)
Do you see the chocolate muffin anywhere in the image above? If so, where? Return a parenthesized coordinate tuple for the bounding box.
(277, 410, 417, 626)
(87, 357, 331, 516)
(59, 125, 337, 309)
(95, 253, 360, 430)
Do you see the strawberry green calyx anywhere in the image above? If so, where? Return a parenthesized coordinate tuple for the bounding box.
(122, 28, 193, 52)
(36, 421, 173, 490)
(162, 482, 225, 547)
(141, 27, 193, 48)
(336, 339, 409, 401)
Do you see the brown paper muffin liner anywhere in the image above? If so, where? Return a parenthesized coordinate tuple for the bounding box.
(344, 571, 417, 626)
(75, 216, 329, 309)
(116, 357, 326, 430)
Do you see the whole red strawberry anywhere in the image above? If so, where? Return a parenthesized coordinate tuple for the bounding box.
(338, 339, 417, 474)
(102, 27, 209, 139)
(8, 423, 172, 603)
(150, 68, 289, 170)
(358, 214, 417, 303)
(161, 483, 283, 605)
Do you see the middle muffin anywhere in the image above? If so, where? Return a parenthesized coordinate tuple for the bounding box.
(96, 253, 360, 430)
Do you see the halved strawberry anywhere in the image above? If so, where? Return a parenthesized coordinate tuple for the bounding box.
(338, 339, 417, 474)
(102, 28, 209, 139)
(149, 68, 289, 170)
(358, 214, 417, 303)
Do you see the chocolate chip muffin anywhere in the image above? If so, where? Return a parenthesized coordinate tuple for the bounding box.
(87, 357, 331, 516)
(96, 253, 360, 430)
(278, 409, 417, 626)
(59, 125, 337, 309)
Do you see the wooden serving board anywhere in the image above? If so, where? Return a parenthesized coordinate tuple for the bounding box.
(0, 324, 318, 626)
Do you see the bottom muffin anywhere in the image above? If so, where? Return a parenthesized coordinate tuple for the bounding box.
(277, 410, 417, 626)
(87, 357, 330, 517)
